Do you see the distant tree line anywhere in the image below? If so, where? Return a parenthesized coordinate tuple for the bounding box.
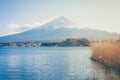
(0, 38, 89, 47)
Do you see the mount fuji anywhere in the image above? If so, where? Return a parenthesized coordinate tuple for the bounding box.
(0, 16, 118, 42)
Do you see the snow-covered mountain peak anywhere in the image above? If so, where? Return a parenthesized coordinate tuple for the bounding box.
(37, 16, 77, 30)
(52, 16, 70, 22)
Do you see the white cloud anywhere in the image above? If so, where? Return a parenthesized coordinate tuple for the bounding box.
(8, 24, 22, 34)
(8, 22, 42, 34)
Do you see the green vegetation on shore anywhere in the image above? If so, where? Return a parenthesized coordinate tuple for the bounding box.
(91, 40, 120, 74)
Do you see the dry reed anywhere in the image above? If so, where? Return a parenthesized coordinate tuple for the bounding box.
(91, 41, 120, 74)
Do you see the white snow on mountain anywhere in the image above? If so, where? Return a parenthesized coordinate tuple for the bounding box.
(36, 16, 79, 30)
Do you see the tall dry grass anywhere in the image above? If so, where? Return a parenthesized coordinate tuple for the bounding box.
(91, 41, 120, 74)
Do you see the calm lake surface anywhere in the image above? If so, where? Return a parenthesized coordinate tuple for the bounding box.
(0, 47, 118, 80)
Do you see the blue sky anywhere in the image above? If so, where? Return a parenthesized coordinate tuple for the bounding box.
(0, 0, 120, 36)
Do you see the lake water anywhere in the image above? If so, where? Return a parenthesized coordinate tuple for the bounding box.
(0, 47, 119, 80)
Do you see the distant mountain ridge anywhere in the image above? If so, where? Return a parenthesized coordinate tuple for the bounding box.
(0, 16, 118, 42)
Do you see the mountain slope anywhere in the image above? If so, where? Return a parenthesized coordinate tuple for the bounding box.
(0, 16, 118, 42)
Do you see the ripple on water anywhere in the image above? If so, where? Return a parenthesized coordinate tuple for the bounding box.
(0, 47, 119, 80)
